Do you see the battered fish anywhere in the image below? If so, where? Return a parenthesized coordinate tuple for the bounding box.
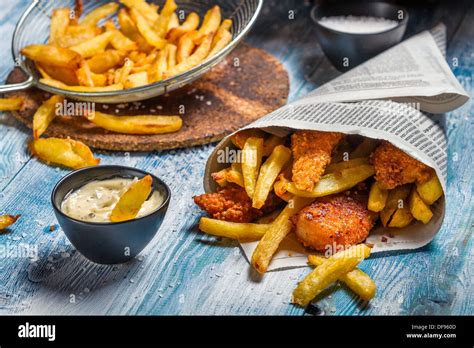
(291, 131, 343, 192)
(372, 141, 431, 190)
(193, 186, 282, 223)
(291, 193, 376, 253)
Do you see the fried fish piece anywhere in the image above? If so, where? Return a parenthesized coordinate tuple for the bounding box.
(193, 186, 281, 223)
(291, 131, 344, 192)
(372, 141, 431, 190)
(291, 193, 376, 253)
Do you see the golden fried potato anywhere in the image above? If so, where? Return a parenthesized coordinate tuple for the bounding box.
(251, 196, 314, 273)
(0, 98, 23, 111)
(81, 3, 119, 27)
(241, 137, 264, 199)
(49, 8, 71, 45)
(409, 189, 433, 224)
(199, 217, 269, 242)
(208, 22, 232, 57)
(287, 165, 375, 198)
(153, 0, 178, 38)
(87, 50, 127, 74)
(120, 0, 160, 25)
(308, 254, 376, 301)
(110, 30, 139, 51)
(29, 137, 100, 169)
(76, 60, 95, 87)
(163, 32, 213, 78)
(22, 45, 82, 69)
(388, 207, 413, 228)
(38, 64, 79, 85)
(325, 157, 369, 174)
(368, 181, 389, 212)
(252, 145, 291, 209)
(293, 244, 371, 306)
(40, 78, 124, 92)
(110, 175, 153, 222)
(231, 129, 268, 149)
(33, 95, 64, 139)
(262, 134, 286, 157)
(166, 12, 200, 42)
(0, 215, 20, 230)
(198, 5, 221, 37)
(85, 111, 182, 134)
(70, 31, 115, 58)
(118, 8, 154, 53)
(379, 185, 411, 227)
(124, 71, 149, 88)
(130, 8, 167, 48)
(416, 171, 443, 205)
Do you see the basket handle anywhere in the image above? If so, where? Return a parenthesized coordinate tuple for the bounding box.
(0, 74, 34, 94)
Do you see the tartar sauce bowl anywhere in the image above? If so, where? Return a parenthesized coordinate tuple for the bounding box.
(311, 2, 408, 71)
(51, 165, 170, 264)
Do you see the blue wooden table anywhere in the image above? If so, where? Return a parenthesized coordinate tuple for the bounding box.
(0, 0, 472, 315)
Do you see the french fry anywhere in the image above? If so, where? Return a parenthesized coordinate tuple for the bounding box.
(286, 165, 375, 198)
(176, 30, 197, 64)
(33, 95, 64, 139)
(120, 0, 160, 25)
(198, 6, 221, 37)
(58, 25, 103, 48)
(167, 13, 179, 31)
(0, 215, 20, 230)
(251, 196, 314, 273)
(253, 145, 291, 209)
(115, 58, 134, 84)
(87, 50, 127, 74)
(241, 137, 264, 199)
(38, 64, 80, 85)
(368, 181, 389, 212)
(29, 137, 100, 169)
(76, 60, 95, 87)
(350, 138, 378, 158)
(273, 176, 292, 202)
(154, 0, 178, 38)
(80, 3, 119, 27)
(199, 217, 269, 242)
(325, 157, 370, 174)
(231, 129, 268, 149)
(308, 254, 376, 301)
(166, 44, 177, 69)
(130, 8, 167, 48)
(91, 72, 108, 87)
(256, 209, 282, 224)
(110, 175, 153, 222)
(227, 163, 244, 187)
(49, 8, 71, 45)
(21, 45, 82, 69)
(293, 244, 371, 306)
(379, 185, 411, 227)
(125, 71, 149, 88)
(409, 189, 433, 224)
(211, 168, 229, 187)
(164, 32, 213, 78)
(416, 171, 443, 205)
(263, 134, 286, 157)
(118, 8, 154, 53)
(70, 31, 115, 58)
(40, 78, 124, 92)
(388, 207, 413, 228)
(166, 12, 200, 42)
(110, 30, 139, 51)
(208, 24, 232, 57)
(0, 98, 23, 111)
(85, 111, 182, 134)
(149, 49, 167, 82)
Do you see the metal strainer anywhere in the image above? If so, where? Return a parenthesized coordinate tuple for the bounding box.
(0, 0, 262, 103)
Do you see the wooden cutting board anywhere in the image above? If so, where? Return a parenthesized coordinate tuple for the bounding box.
(6, 44, 289, 152)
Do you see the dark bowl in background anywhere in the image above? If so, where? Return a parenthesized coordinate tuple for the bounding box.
(51, 165, 171, 264)
(311, 2, 409, 71)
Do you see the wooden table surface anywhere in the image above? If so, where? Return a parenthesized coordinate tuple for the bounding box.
(0, 0, 472, 315)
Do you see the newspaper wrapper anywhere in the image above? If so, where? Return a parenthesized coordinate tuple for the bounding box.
(201, 25, 467, 271)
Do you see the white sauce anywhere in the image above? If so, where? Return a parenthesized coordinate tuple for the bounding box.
(61, 177, 163, 222)
(318, 15, 399, 34)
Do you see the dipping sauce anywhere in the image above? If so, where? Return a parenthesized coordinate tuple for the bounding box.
(318, 16, 399, 34)
(61, 177, 163, 222)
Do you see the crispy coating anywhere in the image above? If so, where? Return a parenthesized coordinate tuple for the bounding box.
(291, 193, 376, 253)
(291, 131, 344, 192)
(372, 141, 431, 190)
(193, 186, 282, 223)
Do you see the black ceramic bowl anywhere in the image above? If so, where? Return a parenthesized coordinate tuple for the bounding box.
(51, 165, 170, 264)
(311, 2, 408, 71)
